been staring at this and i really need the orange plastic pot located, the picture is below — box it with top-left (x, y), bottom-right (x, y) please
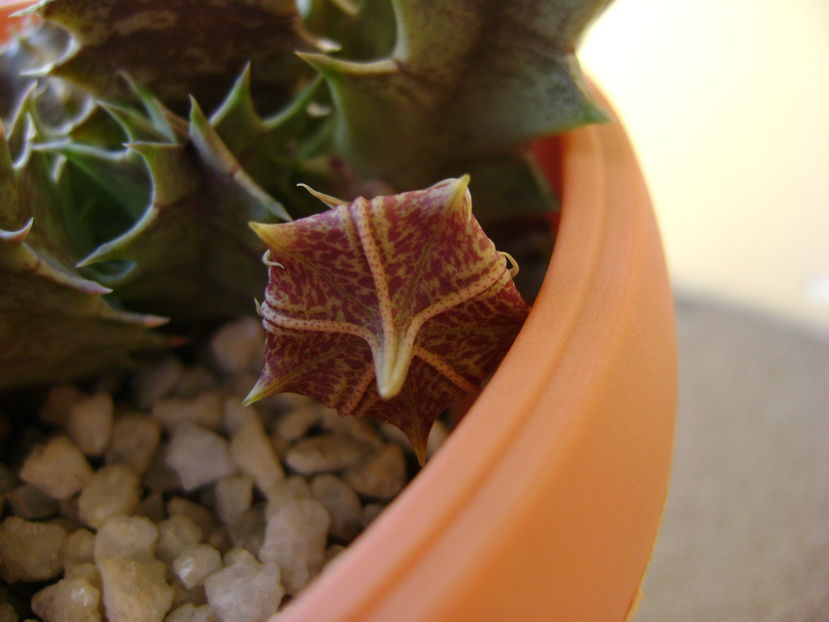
top-left (272, 89), bottom-right (676, 621)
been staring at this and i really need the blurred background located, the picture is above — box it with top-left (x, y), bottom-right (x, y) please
top-left (580, 1), bottom-right (829, 620)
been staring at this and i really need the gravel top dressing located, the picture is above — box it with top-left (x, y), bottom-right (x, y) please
top-left (0, 317), bottom-right (448, 622)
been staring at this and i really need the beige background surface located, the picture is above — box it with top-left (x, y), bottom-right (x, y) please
top-left (581, 0), bottom-right (829, 332)
top-left (580, 2), bottom-right (829, 618)
top-left (635, 297), bottom-right (829, 621)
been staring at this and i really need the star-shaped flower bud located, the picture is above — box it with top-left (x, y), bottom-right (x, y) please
top-left (246, 177), bottom-right (529, 463)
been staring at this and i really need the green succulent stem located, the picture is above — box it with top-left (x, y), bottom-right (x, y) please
top-left (0, 0), bottom-right (611, 390)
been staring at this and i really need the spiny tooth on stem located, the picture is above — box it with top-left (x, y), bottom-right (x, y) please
top-left (406, 420), bottom-right (430, 468)
top-left (127, 141), bottom-right (199, 207)
top-left (188, 97), bottom-right (291, 222)
top-left (119, 72), bottom-right (180, 141)
top-left (208, 63), bottom-right (264, 138)
top-left (298, 183), bottom-right (347, 208)
top-left (7, 237), bottom-right (114, 296)
top-left (0, 217), bottom-right (34, 244)
top-left (296, 51), bottom-right (397, 80)
top-left (99, 101), bottom-right (171, 143)
top-left (248, 221), bottom-right (286, 253)
top-left (443, 174), bottom-right (472, 217)
top-left (243, 369), bottom-right (283, 407)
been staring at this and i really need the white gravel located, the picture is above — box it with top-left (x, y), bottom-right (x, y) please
top-left (153, 392), bottom-right (225, 432)
top-left (32, 576), bottom-right (103, 622)
top-left (343, 443), bottom-right (407, 499)
top-left (20, 436), bottom-right (93, 500)
top-left (0, 516), bottom-right (67, 583)
top-left (67, 393), bottom-right (114, 457)
top-left (0, 318), bottom-right (452, 620)
top-left (165, 423), bottom-right (236, 491)
top-left (77, 465), bottom-right (141, 529)
top-left (173, 544), bottom-right (223, 590)
top-left (98, 557), bottom-right (173, 622)
top-left (204, 550), bottom-right (282, 622)
top-left (284, 433), bottom-right (371, 475)
top-left (106, 414), bottom-right (162, 476)
top-left (259, 499), bottom-right (330, 594)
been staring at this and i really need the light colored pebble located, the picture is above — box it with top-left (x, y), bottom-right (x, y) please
top-left (67, 393), bottom-right (114, 457)
top-left (153, 391), bottom-right (225, 432)
top-left (106, 414), bottom-right (162, 475)
top-left (259, 498), bottom-right (330, 594)
top-left (64, 528), bottom-right (96, 569)
top-left (31, 576), bottom-right (102, 622)
top-left (285, 433), bottom-right (370, 475)
top-left (39, 383), bottom-right (84, 426)
top-left (167, 498), bottom-right (217, 539)
top-left (77, 464), bottom-right (141, 529)
top-left (157, 515), bottom-right (203, 564)
top-left (98, 557), bottom-right (173, 622)
top-left (226, 505), bottom-right (265, 554)
top-left (229, 414), bottom-right (283, 493)
top-left (0, 516), bottom-right (67, 583)
top-left (319, 410), bottom-right (383, 447)
top-left (311, 474), bottom-right (362, 541)
top-left (7, 483), bottom-right (58, 519)
top-left (134, 355), bottom-right (183, 410)
top-left (204, 552), bottom-right (283, 622)
top-left (264, 476), bottom-right (311, 519)
top-left (343, 443), bottom-right (406, 499)
top-left (20, 436), bottom-right (92, 500)
top-left (166, 423), bottom-right (236, 491)
top-left (64, 562), bottom-right (101, 588)
top-left (274, 406), bottom-right (319, 442)
top-left (165, 604), bottom-right (216, 622)
top-left (223, 546), bottom-right (255, 566)
top-left (95, 516), bottom-right (158, 563)
top-left (222, 398), bottom-right (256, 436)
top-left (214, 475), bottom-right (253, 526)
top-left (172, 544), bottom-right (222, 589)
top-left (209, 316), bottom-right (263, 374)
top-left (174, 366), bottom-right (217, 398)
top-left (360, 502), bottom-right (387, 527)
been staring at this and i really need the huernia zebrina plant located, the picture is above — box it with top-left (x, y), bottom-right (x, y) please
top-left (0, 0), bottom-right (610, 459)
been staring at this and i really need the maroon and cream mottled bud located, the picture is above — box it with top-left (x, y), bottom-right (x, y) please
top-left (246, 177), bottom-right (528, 463)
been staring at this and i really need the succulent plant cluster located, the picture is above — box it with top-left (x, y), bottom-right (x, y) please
top-left (1, 0), bottom-right (610, 449)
